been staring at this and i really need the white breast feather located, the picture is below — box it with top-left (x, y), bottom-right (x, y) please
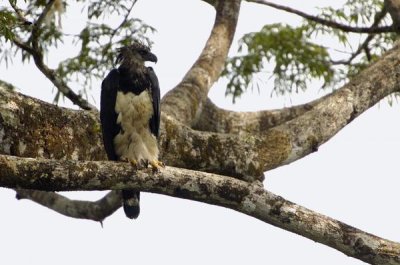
top-left (113, 90), bottom-right (159, 162)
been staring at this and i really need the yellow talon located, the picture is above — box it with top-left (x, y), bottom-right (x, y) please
top-left (129, 159), bottom-right (139, 168)
top-left (150, 160), bottom-right (165, 172)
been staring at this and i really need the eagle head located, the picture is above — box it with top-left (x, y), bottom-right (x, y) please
top-left (116, 41), bottom-right (157, 66)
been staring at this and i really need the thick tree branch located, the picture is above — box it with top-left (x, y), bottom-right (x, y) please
top-left (15, 190), bottom-right (121, 222)
top-left (193, 98), bottom-right (316, 134)
top-left (2, 41), bottom-right (400, 179)
top-left (0, 85), bottom-right (264, 181)
top-left (2, 41), bottom-right (400, 183)
top-left (385, 0), bottom-right (400, 32)
top-left (249, 0), bottom-right (393, 34)
top-left (161, 0), bottom-right (240, 125)
top-left (0, 86), bottom-right (104, 160)
top-left (192, 41), bottom-right (400, 173)
top-left (201, 0), bottom-right (217, 8)
top-left (160, 114), bottom-right (270, 181)
top-left (274, 41), bottom-right (400, 167)
top-left (1, 2), bottom-right (399, 264)
top-left (1, 154), bottom-right (399, 265)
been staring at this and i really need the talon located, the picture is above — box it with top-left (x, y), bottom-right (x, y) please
top-left (129, 159), bottom-right (138, 168)
top-left (150, 160), bottom-right (165, 172)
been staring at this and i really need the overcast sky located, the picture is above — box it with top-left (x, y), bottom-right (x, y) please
top-left (1, 1), bottom-right (400, 265)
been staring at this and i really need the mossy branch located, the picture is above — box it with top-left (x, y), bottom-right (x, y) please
top-left (0, 154), bottom-right (399, 265)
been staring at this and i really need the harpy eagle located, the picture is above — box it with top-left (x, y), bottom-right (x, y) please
top-left (100, 42), bottom-right (163, 219)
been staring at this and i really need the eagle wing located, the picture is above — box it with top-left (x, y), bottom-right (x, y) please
top-left (100, 69), bottom-right (120, 161)
top-left (148, 67), bottom-right (160, 138)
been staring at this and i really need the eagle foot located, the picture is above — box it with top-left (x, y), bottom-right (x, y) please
top-left (128, 159), bottom-right (140, 169)
top-left (149, 160), bottom-right (165, 173)
top-left (129, 159), bottom-right (137, 166)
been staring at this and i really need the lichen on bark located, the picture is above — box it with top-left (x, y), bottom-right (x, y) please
top-left (0, 87), bottom-right (105, 161)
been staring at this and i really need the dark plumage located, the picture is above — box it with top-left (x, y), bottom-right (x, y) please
top-left (100, 41), bottom-right (161, 219)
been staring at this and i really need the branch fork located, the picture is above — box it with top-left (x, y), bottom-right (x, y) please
top-left (2, 1), bottom-right (400, 264)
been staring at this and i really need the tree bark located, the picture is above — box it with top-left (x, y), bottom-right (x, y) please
top-left (385, 0), bottom-right (400, 32)
top-left (2, 1), bottom-right (400, 264)
top-left (161, 0), bottom-right (241, 125)
top-left (193, 98), bottom-right (316, 134)
top-left (16, 189), bottom-right (120, 222)
top-left (0, 87), bottom-right (104, 161)
top-left (1, 43), bottom-right (400, 180)
top-left (1, 154), bottom-right (399, 265)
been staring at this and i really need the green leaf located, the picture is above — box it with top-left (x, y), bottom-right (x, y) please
top-left (223, 24), bottom-right (334, 101)
top-left (0, 9), bottom-right (17, 42)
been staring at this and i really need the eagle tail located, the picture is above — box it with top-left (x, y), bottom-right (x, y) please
top-left (122, 190), bottom-right (140, 219)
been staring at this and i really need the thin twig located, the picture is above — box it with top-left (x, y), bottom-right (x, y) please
top-left (28, 0), bottom-right (57, 47)
top-left (8, 0), bottom-right (32, 25)
top-left (14, 37), bottom-right (96, 110)
top-left (109, 0), bottom-right (138, 41)
top-left (250, 0), bottom-right (393, 33)
top-left (11, 36), bottom-right (37, 55)
top-left (331, 9), bottom-right (388, 65)
top-left (12, 0), bottom-right (96, 110)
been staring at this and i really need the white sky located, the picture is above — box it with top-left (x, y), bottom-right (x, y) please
top-left (1, 1), bottom-right (400, 265)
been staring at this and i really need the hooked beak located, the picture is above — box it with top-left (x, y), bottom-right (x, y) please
top-left (145, 52), bottom-right (158, 63)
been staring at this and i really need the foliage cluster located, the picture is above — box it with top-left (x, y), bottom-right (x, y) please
top-left (222, 0), bottom-right (396, 101)
top-left (0, 0), bottom-right (397, 102)
top-left (0, 0), bottom-right (154, 102)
